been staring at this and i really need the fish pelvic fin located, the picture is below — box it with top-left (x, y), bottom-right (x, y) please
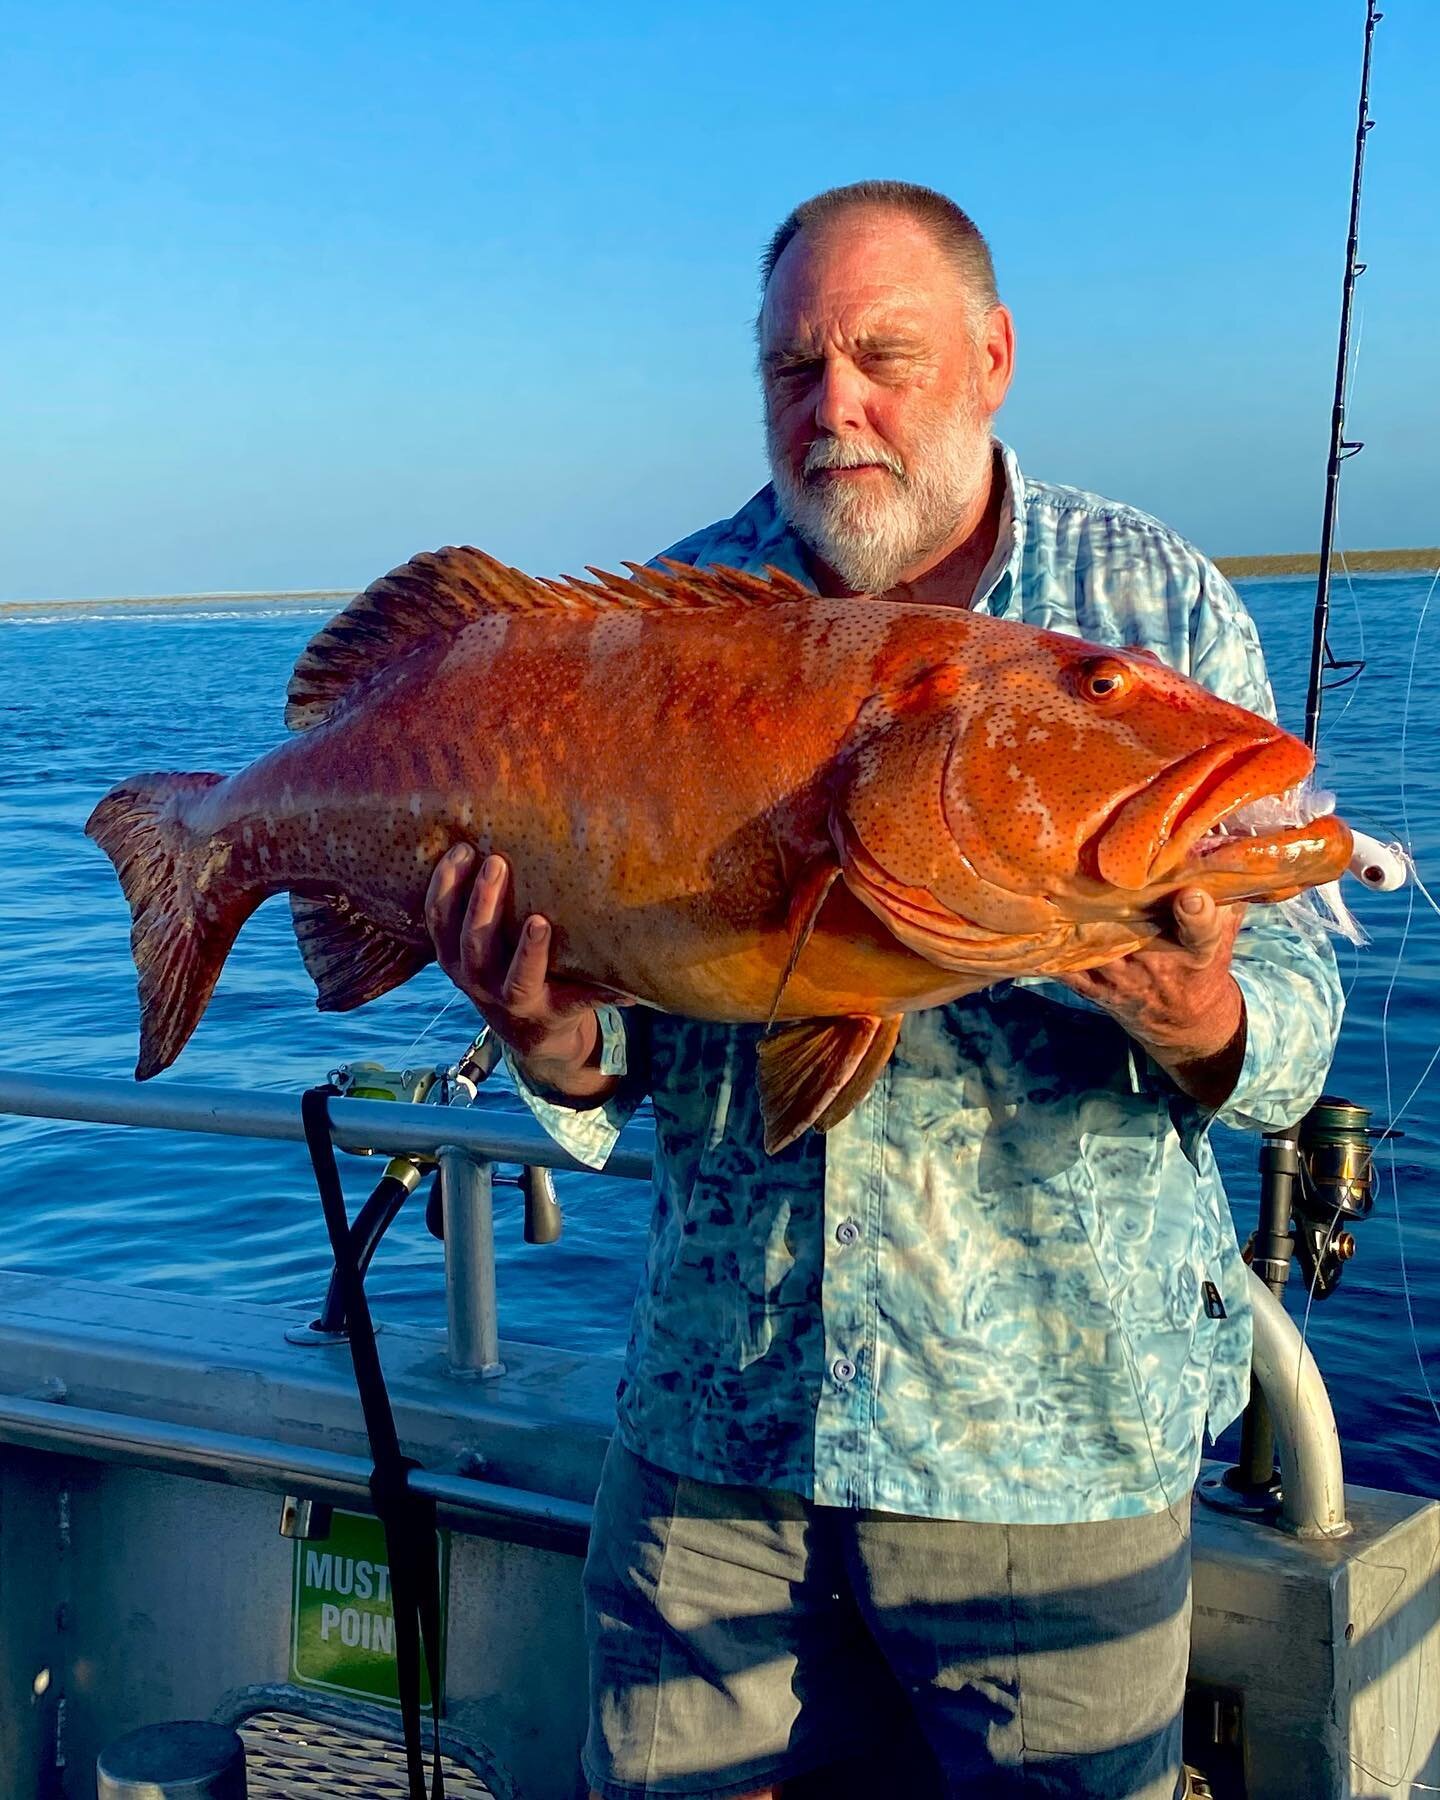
top-left (756, 1014), bottom-right (902, 1155)
top-left (85, 773), bottom-right (258, 1080)
top-left (764, 862), bottom-right (843, 1031)
top-left (285, 548), bottom-right (811, 731)
top-left (291, 893), bottom-right (433, 1011)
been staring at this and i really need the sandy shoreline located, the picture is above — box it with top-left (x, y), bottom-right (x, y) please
top-left (0, 589), bottom-right (353, 617)
top-left (1214, 548), bottom-right (1439, 577)
top-left (3, 549), bottom-right (1437, 614)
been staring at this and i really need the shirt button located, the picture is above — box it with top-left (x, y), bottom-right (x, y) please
top-left (835, 1219), bottom-right (861, 1247)
top-left (831, 1356), bottom-right (857, 1386)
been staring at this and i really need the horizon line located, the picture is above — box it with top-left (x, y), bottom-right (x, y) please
top-left (3, 548), bottom-right (1438, 613)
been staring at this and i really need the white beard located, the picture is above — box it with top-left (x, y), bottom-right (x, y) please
top-left (768, 397), bottom-right (994, 595)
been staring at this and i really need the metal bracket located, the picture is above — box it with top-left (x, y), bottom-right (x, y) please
top-left (440, 1148), bottom-right (505, 1379)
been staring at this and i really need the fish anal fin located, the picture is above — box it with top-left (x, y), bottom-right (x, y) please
top-left (814, 1015), bottom-right (903, 1134)
top-left (285, 549), bottom-right (808, 731)
top-left (765, 862), bottom-right (842, 1029)
top-left (291, 893), bottom-right (432, 1011)
top-left (756, 1014), bottom-right (902, 1155)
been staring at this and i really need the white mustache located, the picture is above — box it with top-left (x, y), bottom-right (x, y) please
top-left (802, 437), bottom-right (907, 480)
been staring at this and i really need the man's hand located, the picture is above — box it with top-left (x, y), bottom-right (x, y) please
top-left (1058, 889), bottom-right (1248, 1108)
top-left (424, 845), bottom-right (619, 1104)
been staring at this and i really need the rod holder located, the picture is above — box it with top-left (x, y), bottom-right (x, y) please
top-left (439, 1146), bottom-right (505, 1378)
top-left (520, 1164), bottom-right (563, 1244)
top-left (97, 1721), bottom-right (246, 1798)
top-left (1199, 1270), bottom-right (1350, 1539)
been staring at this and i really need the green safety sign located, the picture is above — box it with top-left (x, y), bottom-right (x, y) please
top-left (290, 1508), bottom-right (449, 1707)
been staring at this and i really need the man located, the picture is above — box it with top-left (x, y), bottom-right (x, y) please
top-left (425, 182), bottom-right (1342, 1799)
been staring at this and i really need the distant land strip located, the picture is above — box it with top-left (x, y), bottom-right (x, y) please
top-left (4, 551), bottom-right (1438, 613)
top-left (0, 588), bottom-right (353, 617)
top-left (1215, 548), bottom-right (1440, 577)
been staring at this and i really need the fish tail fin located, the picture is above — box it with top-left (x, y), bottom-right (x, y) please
top-left (85, 773), bottom-right (258, 1079)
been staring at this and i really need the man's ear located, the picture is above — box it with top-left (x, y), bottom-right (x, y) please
top-left (978, 303), bottom-right (1016, 416)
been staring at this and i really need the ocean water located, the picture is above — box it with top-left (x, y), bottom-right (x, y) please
top-left (1, 574), bottom-right (1437, 1496)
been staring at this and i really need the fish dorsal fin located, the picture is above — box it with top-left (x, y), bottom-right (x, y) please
top-left (285, 548), bottom-right (812, 730)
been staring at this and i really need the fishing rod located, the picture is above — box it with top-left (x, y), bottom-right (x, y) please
top-left (1206, 0), bottom-right (1396, 1520)
top-left (1303, 0), bottom-right (1383, 753)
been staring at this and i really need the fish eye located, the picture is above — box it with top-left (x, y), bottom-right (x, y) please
top-left (1071, 656), bottom-right (1134, 706)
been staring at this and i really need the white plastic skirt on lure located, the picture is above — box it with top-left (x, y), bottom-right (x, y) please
top-left (1232, 783), bottom-right (1412, 947)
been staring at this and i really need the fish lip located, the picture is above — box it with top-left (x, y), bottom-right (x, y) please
top-left (1139, 738), bottom-right (1354, 899)
top-left (1090, 731), bottom-right (1345, 895)
top-left (1108, 734), bottom-right (1332, 896)
top-left (1089, 736), bottom-right (1274, 890)
top-left (1148, 738), bottom-right (1294, 877)
top-left (1175, 814), bottom-right (1355, 892)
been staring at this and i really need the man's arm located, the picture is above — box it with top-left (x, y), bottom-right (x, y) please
top-left (1062, 560), bottom-right (1344, 1123)
top-left (425, 845), bottom-right (648, 1168)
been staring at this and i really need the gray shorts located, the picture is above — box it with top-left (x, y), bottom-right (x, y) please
top-left (582, 1441), bottom-right (1191, 1800)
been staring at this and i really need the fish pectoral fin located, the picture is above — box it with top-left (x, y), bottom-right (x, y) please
top-left (756, 1014), bottom-right (902, 1155)
top-left (765, 861), bottom-right (843, 1029)
top-left (291, 893), bottom-right (433, 1011)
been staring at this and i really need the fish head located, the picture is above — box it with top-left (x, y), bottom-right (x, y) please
top-left (835, 620), bottom-right (1354, 972)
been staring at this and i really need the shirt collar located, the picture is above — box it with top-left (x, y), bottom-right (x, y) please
top-left (969, 439), bottom-right (1026, 617)
top-left (736, 437), bottom-right (1028, 610)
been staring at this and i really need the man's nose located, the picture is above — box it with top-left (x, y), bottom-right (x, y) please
top-left (812, 357), bottom-right (868, 437)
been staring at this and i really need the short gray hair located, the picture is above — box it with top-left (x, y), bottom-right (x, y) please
top-left (760, 180), bottom-right (999, 324)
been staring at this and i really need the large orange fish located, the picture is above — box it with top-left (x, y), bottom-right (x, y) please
top-left (88, 550), bottom-right (1352, 1150)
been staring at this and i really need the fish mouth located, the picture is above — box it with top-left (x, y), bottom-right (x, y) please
top-left (1095, 734), bottom-right (1353, 900)
top-left (1176, 809), bottom-right (1354, 901)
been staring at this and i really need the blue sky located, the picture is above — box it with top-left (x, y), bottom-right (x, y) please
top-left (2, 0), bottom-right (1435, 600)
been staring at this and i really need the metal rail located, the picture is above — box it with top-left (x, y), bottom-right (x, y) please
top-left (0, 1069), bottom-right (652, 1384)
top-left (0, 1071), bottom-right (1349, 1537)
top-left (0, 1392), bottom-right (593, 1552)
top-left (1247, 1271), bottom-right (1348, 1538)
top-left (0, 1071), bottom-right (653, 1179)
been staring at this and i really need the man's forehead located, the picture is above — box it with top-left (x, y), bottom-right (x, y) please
top-left (759, 210), bottom-right (965, 346)
top-left (761, 297), bottom-right (931, 358)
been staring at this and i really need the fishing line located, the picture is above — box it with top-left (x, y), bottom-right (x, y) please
top-left (1293, 1174), bottom-right (1349, 1418)
top-left (1327, 504), bottom-right (1440, 1800)
top-left (1403, 862), bottom-right (1440, 927)
top-left (1342, 1526), bottom-right (1440, 1792)
top-left (1378, 561), bottom-right (1440, 1433)
top-left (1340, 1468), bottom-right (1440, 1795)
top-left (1380, 890), bottom-right (1440, 1434)
top-left (1294, 567), bottom-right (1440, 1446)
top-left (1069, 1187), bottom-right (1191, 1546)
top-left (395, 989), bottom-right (464, 1067)
top-left (1228, 563), bottom-right (1440, 1793)
top-left (1327, 538), bottom-right (1367, 737)
top-left (1282, 574), bottom-right (1440, 1797)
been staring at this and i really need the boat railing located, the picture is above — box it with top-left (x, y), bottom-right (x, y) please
top-left (0, 1069), bottom-right (1347, 1539)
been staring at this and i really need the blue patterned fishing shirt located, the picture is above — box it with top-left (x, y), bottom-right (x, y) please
top-left (510, 442), bottom-right (1344, 1524)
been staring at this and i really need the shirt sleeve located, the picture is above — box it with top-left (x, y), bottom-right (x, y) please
top-left (503, 1004), bottom-right (651, 1171)
top-left (1186, 559), bottom-right (1345, 1132)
